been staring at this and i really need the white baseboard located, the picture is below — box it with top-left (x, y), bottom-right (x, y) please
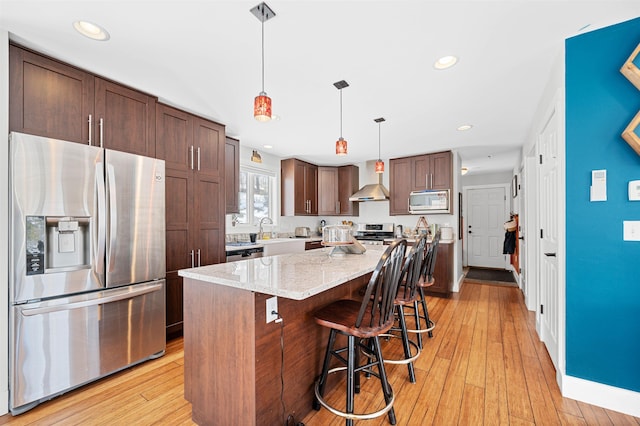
top-left (452, 274), bottom-right (465, 293)
top-left (561, 373), bottom-right (640, 417)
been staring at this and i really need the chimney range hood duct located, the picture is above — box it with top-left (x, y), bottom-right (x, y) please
top-left (349, 173), bottom-right (390, 202)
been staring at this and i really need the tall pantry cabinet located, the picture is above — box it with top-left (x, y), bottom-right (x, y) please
top-left (156, 103), bottom-right (226, 337)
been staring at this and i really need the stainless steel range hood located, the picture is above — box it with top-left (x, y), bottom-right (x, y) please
top-left (349, 173), bottom-right (390, 202)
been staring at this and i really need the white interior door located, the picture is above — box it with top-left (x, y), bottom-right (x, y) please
top-left (538, 108), bottom-right (560, 371)
top-left (524, 153), bottom-right (539, 312)
top-left (467, 187), bottom-right (507, 268)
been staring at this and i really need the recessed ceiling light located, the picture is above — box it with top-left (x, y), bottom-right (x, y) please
top-left (457, 124), bottom-right (473, 131)
top-left (73, 21), bottom-right (110, 41)
top-left (263, 144), bottom-right (273, 149)
top-left (434, 55), bottom-right (458, 70)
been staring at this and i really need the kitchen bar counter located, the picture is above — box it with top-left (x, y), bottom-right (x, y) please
top-left (178, 246), bottom-right (385, 425)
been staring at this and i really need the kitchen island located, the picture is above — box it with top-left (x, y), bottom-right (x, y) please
top-left (178, 246), bottom-right (386, 425)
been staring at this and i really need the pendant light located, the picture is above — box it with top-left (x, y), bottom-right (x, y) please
top-left (334, 80), bottom-right (349, 155)
top-left (251, 3), bottom-right (276, 121)
top-left (374, 117), bottom-right (385, 173)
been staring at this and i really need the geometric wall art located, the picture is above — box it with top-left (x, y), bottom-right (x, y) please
top-left (620, 42), bottom-right (640, 155)
top-left (620, 42), bottom-right (640, 90)
top-left (621, 110), bottom-right (640, 156)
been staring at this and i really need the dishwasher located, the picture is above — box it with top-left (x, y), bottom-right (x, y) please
top-left (226, 247), bottom-right (264, 262)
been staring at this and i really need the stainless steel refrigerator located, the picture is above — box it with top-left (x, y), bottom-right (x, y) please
top-left (9, 132), bottom-right (166, 414)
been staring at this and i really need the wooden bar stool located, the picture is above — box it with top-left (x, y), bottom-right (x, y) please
top-left (380, 234), bottom-right (428, 383)
top-left (409, 232), bottom-right (440, 349)
top-left (313, 239), bottom-right (407, 426)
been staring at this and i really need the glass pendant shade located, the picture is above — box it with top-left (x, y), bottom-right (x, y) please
top-left (336, 137), bottom-right (348, 155)
top-left (254, 92), bottom-right (272, 121)
top-left (375, 160), bottom-right (385, 173)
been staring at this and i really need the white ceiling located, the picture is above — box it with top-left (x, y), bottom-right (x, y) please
top-left (2, 1), bottom-right (639, 175)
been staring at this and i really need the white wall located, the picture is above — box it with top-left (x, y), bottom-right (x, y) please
top-left (1, 29), bottom-right (10, 415)
top-left (461, 170), bottom-right (513, 187)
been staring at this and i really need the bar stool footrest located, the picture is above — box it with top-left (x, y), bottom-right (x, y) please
top-left (407, 318), bottom-right (436, 334)
top-left (376, 334), bottom-right (421, 364)
top-left (314, 367), bottom-right (395, 421)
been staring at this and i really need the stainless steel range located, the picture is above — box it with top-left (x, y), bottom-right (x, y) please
top-left (353, 223), bottom-right (394, 245)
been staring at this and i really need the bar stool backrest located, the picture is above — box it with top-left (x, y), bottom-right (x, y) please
top-left (419, 231), bottom-right (441, 283)
top-left (397, 234), bottom-right (428, 300)
top-left (357, 239), bottom-right (407, 329)
top-left (426, 231), bottom-right (441, 281)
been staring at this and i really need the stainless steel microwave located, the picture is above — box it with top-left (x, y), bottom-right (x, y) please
top-left (408, 189), bottom-right (450, 214)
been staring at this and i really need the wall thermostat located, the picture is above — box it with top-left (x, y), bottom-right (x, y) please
top-left (629, 180), bottom-right (640, 201)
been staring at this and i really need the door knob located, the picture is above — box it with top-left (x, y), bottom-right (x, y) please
top-left (544, 252), bottom-right (556, 257)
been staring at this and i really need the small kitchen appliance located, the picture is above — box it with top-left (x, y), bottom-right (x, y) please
top-left (295, 226), bottom-right (311, 237)
top-left (409, 189), bottom-right (450, 214)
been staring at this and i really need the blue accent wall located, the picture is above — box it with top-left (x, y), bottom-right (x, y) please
top-left (566, 17), bottom-right (640, 392)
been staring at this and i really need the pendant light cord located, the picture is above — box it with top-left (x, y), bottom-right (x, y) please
top-left (339, 89), bottom-right (343, 138)
top-left (378, 122), bottom-right (381, 160)
top-left (261, 18), bottom-right (265, 93)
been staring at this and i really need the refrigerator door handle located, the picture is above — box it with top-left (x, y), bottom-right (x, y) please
top-left (95, 162), bottom-right (106, 284)
top-left (20, 282), bottom-right (163, 316)
top-left (106, 164), bottom-right (118, 274)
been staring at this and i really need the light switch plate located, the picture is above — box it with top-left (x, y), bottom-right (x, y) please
top-left (623, 221), bottom-right (640, 241)
top-left (629, 180), bottom-right (640, 200)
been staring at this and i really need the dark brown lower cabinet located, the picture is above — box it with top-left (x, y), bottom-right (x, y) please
top-left (426, 242), bottom-right (453, 296)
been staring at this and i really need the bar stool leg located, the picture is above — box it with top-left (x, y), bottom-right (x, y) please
top-left (346, 335), bottom-right (356, 426)
top-left (419, 287), bottom-right (434, 339)
top-left (396, 304), bottom-right (416, 383)
top-left (313, 329), bottom-right (337, 411)
top-left (412, 297), bottom-right (424, 349)
top-left (371, 336), bottom-right (397, 425)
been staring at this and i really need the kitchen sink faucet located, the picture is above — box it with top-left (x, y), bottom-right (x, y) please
top-left (258, 217), bottom-right (273, 240)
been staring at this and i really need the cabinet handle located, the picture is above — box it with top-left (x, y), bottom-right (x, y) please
top-left (88, 114), bottom-right (92, 146)
top-left (99, 118), bottom-right (104, 148)
top-left (197, 249), bottom-right (201, 267)
top-left (190, 146), bottom-right (194, 170)
top-left (197, 147), bottom-right (201, 171)
top-left (190, 249), bottom-right (195, 268)
top-left (336, 201), bottom-right (340, 214)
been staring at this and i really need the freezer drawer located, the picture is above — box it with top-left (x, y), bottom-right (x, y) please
top-left (10, 280), bottom-right (166, 414)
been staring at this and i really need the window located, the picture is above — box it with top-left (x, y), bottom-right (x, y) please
top-left (237, 167), bottom-right (275, 225)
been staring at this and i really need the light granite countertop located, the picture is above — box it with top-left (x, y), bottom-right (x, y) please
top-left (179, 245), bottom-right (387, 300)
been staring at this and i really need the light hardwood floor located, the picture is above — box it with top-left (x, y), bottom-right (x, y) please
top-left (1, 281), bottom-right (637, 425)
